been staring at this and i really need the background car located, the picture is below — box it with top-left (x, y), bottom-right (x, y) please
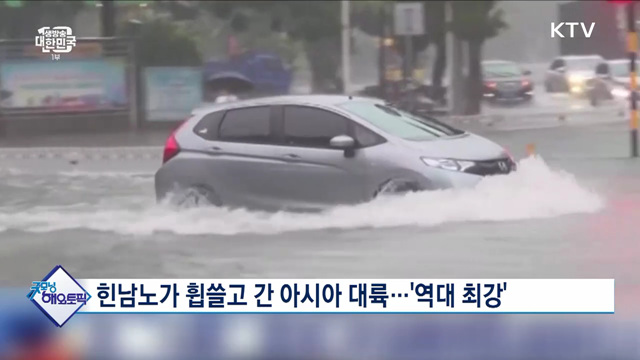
top-left (481, 60), bottom-right (534, 102)
top-left (586, 59), bottom-right (633, 106)
top-left (155, 95), bottom-right (515, 212)
top-left (607, 59), bottom-right (632, 88)
top-left (544, 54), bottom-right (604, 95)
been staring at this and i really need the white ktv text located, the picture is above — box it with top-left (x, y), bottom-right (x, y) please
top-left (551, 22), bottom-right (595, 38)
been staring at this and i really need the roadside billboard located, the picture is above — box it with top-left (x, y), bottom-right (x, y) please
top-left (143, 67), bottom-right (203, 122)
top-left (0, 58), bottom-right (128, 112)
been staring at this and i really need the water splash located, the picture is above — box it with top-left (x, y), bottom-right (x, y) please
top-left (0, 157), bottom-right (605, 236)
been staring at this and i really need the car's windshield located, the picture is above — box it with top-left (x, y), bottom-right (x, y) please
top-left (338, 101), bottom-right (464, 140)
top-left (567, 57), bottom-right (601, 71)
top-left (483, 62), bottom-right (521, 78)
top-left (609, 62), bottom-right (629, 77)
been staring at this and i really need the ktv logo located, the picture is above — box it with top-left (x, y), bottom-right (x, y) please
top-left (27, 265), bottom-right (91, 327)
top-left (551, 22), bottom-right (596, 38)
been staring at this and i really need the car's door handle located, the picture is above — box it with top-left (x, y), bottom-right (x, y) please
top-left (282, 153), bottom-right (301, 161)
top-left (207, 146), bottom-right (223, 155)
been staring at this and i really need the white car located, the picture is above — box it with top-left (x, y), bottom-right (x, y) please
top-left (544, 55), bottom-right (605, 95)
top-left (585, 59), bottom-right (633, 106)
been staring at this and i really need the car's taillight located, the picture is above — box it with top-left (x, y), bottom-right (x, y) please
top-left (162, 119), bottom-right (189, 164)
top-left (163, 134), bottom-right (180, 164)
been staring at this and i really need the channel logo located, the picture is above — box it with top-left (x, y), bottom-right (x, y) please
top-left (27, 265), bottom-right (91, 327)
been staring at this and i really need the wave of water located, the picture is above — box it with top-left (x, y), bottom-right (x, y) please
top-left (0, 157), bottom-right (605, 236)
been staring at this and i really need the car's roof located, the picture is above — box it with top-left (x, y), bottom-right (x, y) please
top-left (608, 59), bottom-right (627, 64)
top-left (192, 94), bottom-right (383, 115)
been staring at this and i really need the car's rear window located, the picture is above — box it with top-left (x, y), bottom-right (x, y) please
top-left (483, 62), bottom-right (521, 77)
top-left (337, 101), bottom-right (464, 140)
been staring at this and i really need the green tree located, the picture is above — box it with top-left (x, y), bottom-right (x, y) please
top-left (424, 1), bottom-right (447, 90)
top-left (127, 19), bottom-right (202, 67)
top-left (0, 1), bottom-right (84, 39)
top-left (351, 1), bottom-right (447, 96)
top-left (450, 0), bottom-right (506, 115)
top-left (204, 1), bottom-right (343, 92)
top-left (283, 1), bottom-right (342, 92)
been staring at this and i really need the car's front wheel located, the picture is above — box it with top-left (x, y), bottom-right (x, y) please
top-left (373, 179), bottom-right (421, 199)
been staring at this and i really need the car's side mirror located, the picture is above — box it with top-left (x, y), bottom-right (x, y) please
top-left (330, 134), bottom-right (356, 157)
top-left (522, 69), bottom-right (532, 76)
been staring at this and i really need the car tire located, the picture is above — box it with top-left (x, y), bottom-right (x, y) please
top-left (373, 179), bottom-right (421, 199)
top-left (175, 185), bottom-right (222, 208)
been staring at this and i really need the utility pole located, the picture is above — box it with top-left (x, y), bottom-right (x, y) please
top-left (447, 1), bottom-right (464, 116)
top-left (341, 0), bottom-right (352, 94)
top-left (445, 1), bottom-right (455, 115)
top-left (627, 1), bottom-right (638, 157)
top-left (393, 2), bottom-right (424, 112)
top-left (378, 4), bottom-right (387, 99)
top-left (101, 0), bottom-right (116, 37)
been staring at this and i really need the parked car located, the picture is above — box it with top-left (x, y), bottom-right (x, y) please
top-left (155, 95), bottom-right (517, 211)
top-left (544, 55), bottom-right (605, 95)
top-left (482, 60), bottom-right (534, 102)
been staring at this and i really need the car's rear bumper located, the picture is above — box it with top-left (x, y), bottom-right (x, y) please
top-left (483, 86), bottom-right (533, 100)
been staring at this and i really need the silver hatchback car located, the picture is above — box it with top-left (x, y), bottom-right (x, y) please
top-left (155, 95), bottom-right (516, 211)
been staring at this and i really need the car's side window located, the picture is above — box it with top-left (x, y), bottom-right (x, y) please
top-left (282, 106), bottom-right (349, 148)
top-left (595, 62), bottom-right (610, 76)
top-left (353, 122), bottom-right (386, 148)
top-left (193, 110), bottom-right (225, 140)
top-left (218, 106), bottom-right (273, 144)
top-left (557, 59), bottom-right (566, 70)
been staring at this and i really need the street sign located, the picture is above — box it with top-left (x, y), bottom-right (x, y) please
top-left (393, 2), bottom-right (425, 36)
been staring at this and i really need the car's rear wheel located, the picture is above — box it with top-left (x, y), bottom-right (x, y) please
top-left (175, 185), bottom-right (222, 208)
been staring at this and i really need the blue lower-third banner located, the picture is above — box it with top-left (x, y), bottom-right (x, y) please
top-left (26, 266), bottom-right (615, 327)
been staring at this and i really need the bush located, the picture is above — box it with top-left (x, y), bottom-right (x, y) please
top-left (130, 20), bottom-right (202, 67)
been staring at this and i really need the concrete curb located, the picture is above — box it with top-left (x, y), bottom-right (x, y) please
top-left (442, 106), bottom-right (626, 127)
top-left (0, 146), bottom-right (163, 161)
